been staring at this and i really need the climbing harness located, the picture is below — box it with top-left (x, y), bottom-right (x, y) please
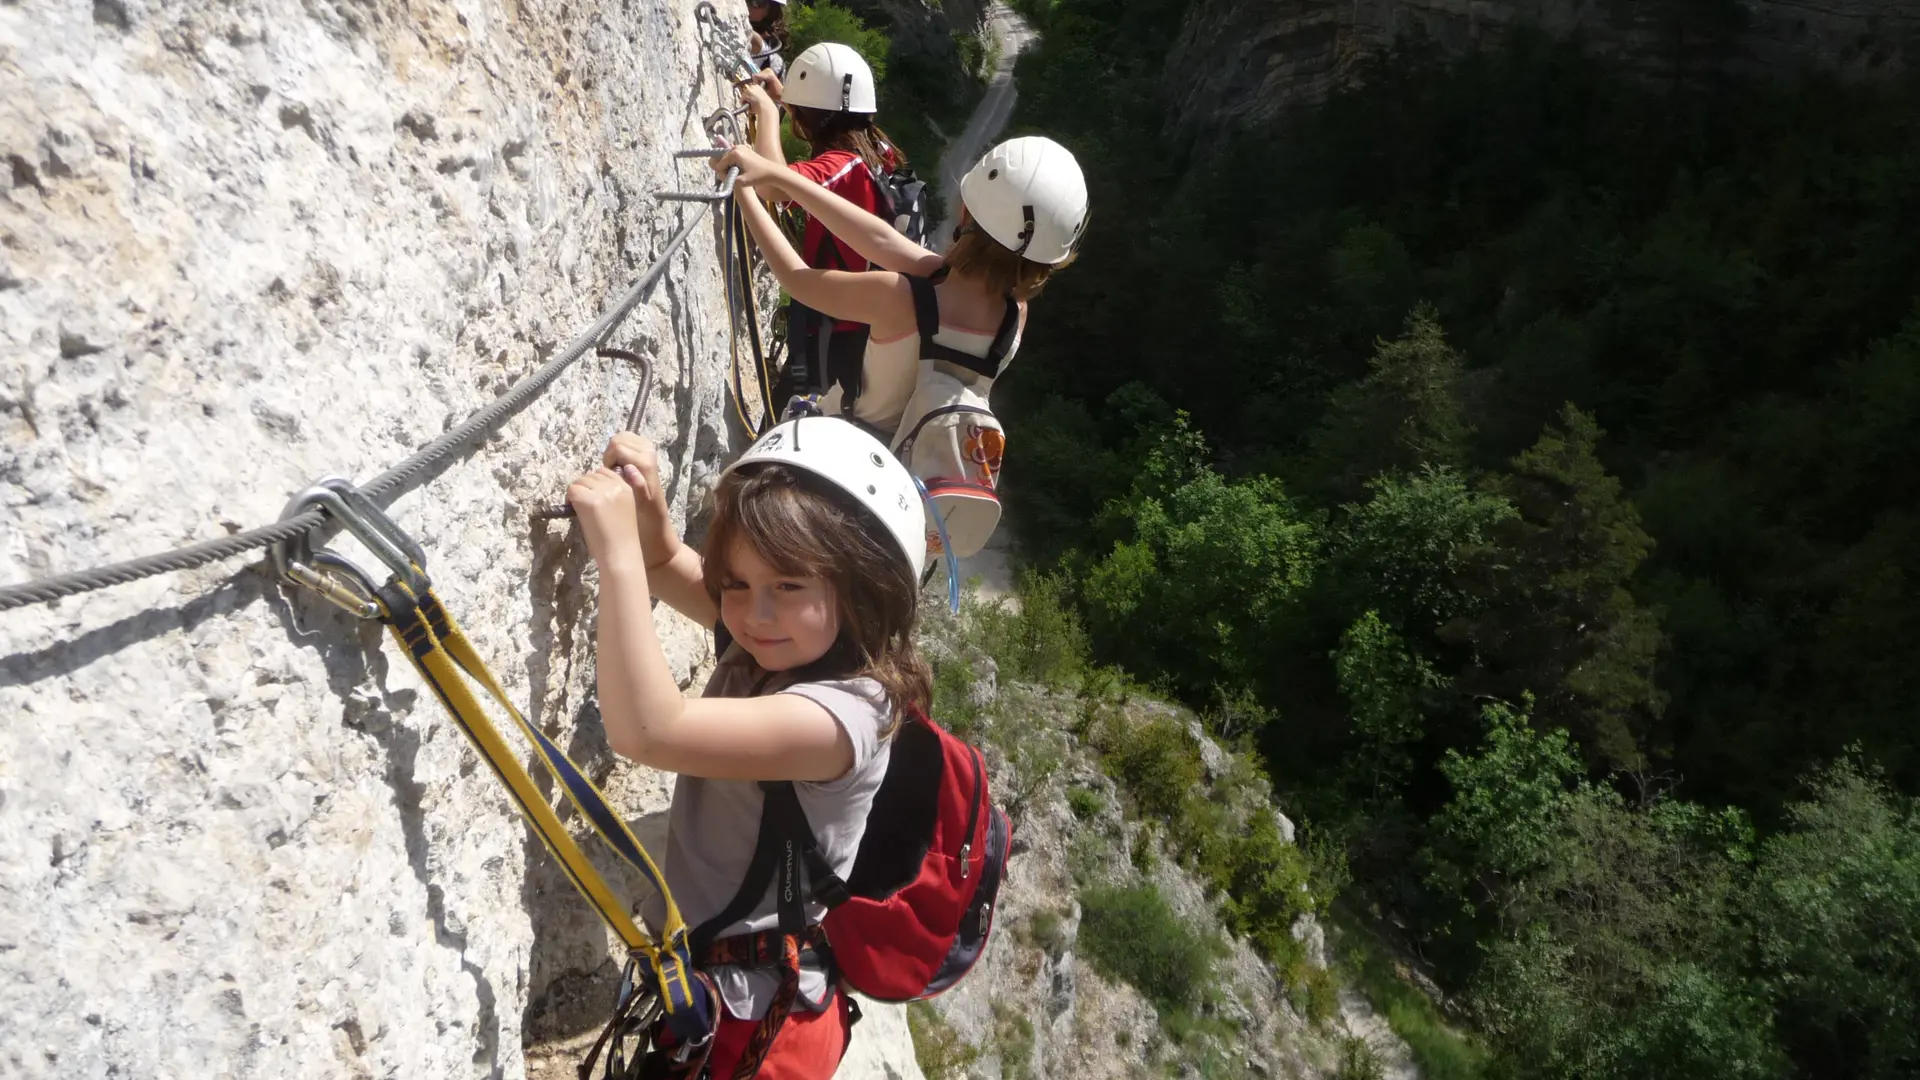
top-left (272, 478), bottom-right (718, 1066)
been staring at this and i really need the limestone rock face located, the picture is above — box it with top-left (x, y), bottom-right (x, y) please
top-left (848, 0), bottom-right (989, 58)
top-left (1164, 0), bottom-right (1920, 142)
top-left (0, 1), bottom-right (883, 1077)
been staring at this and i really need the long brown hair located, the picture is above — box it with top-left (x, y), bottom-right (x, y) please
top-left (788, 106), bottom-right (903, 180)
top-left (702, 462), bottom-right (932, 735)
top-left (944, 218), bottom-right (1077, 301)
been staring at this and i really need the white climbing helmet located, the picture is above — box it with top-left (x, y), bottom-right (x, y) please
top-left (959, 136), bottom-right (1089, 266)
top-left (783, 42), bottom-right (878, 114)
top-left (724, 416), bottom-right (926, 579)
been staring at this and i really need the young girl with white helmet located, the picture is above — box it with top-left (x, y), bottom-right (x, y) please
top-left (565, 416), bottom-right (930, 1079)
top-left (714, 134), bottom-right (1089, 441)
top-left (738, 41), bottom-right (910, 409)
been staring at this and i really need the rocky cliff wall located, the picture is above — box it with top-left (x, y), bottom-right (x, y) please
top-left (848, 0), bottom-right (989, 58)
top-left (909, 607), bottom-right (1417, 1080)
top-left (1165, 0), bottom-right (1920, 141)
top-left (0, 1), bottom-right (901, 1077)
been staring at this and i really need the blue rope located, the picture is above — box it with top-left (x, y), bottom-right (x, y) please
top-left (913, 475), bottom-right (962, 613)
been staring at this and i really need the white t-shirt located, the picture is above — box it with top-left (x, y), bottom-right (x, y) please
top-left (641, 647), bottom-right (893, 1020)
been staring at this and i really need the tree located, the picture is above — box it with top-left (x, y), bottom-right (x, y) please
top-left (1311, 304), bottom-right (1474, 499)
top-left (1432, 702), bottom-right (1778, 1080)
top-left (1751, 757), bottom-right (1920, 1079)
top-left (786, 3), bottom-right (891, 81)
top-left (1081, 412), bottom-right (1319, 697)
top-left (1328, 465), bottom-right (1517, 636)
top-left (1454, 404), bottom-right (1663, 771)
top-left (1334, 611), bottom-right (1444, 802)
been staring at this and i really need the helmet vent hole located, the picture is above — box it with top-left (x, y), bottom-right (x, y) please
top-left (988, 168), bottom-right (998, 180)
top-left (869, 452), bottom-right (884, 467)
top-left (867, 484), bottom-right (878, 495)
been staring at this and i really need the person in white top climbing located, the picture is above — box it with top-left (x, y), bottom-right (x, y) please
top-left (565, 416), bottom-right (931, 1079)
top-left (736, 42), bottom-right (914, 412)
top-left (712, 134), bottom-right (1089, 441)
top-left (745, 0), bottom-right (788, 79)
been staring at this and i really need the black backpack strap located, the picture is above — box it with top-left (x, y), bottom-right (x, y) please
top-left (906, 276), bottom-right (1020, 382)
top-left (809, 228), bottom-right (852, 272)
top-left (762, 781), bottom-right (852, 911)
top-left (688, 782), bottom-right (850, 954)
top-left (690, 797), bottom-right (785, 957)
top-left (798, 232), bottom-right (861, 404)
top-left (983, 298), bottom-right (1021, 373)
top-left (907, 274), bottom-right (942, 350)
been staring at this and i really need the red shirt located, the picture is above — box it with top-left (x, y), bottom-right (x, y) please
top-left (787, 150), bottom-right (893, 333)
top-left (787, 149), bottom-right (885, 275)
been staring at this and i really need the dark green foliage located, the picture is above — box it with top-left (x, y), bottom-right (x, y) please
top-left (1203, 809), bottom-right (1313, 962)
top-left (1093, 710), bottom-right (1203, 822)
top-left (1327, 471), bottom-right (1514, 639)
top-left (1067, 785), bottom-right (1106, 820)
top-left (1310, 305), bottom-right (1474, 500)
top-left (997, 1), bottom-right (1920, 1074)
top-left (1081, 411), bottom-right (1319, 699)
top-left (1460, 405), bottom-right (1664, 771)
top-left (1078, 883), bottom-right (1219, 1013)
top-left (1750, 758), bottom-right (1920, 1078)
top-left (1432, 703), bottom-right (1784, 1079)
top-left (1334, 611), bottom-right (1443, 801)
top-left (970, 568), bottom-right (1091, 686)
top-left (785, 3), bottom-right (890, 81)
top-left (931, 655), bottom-right (981, 738)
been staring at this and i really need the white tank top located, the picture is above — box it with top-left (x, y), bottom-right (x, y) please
top-left (822, 317), bottom-right (1019, 438)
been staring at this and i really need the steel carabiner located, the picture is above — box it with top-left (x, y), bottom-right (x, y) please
top-left (272, 477), bottom-right (430, 617)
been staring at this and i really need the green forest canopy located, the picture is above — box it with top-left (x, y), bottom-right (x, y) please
top-left (990, 1), bottom-right (1920, 1077)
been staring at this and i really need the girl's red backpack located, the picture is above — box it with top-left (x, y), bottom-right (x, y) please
top-left (692, 709), bottom-right (1011, 1001)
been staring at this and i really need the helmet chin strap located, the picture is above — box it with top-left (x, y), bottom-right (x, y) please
top-left (912, 475), bottom-right (962, 614)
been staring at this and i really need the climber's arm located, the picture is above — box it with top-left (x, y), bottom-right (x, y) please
top-left (720, 145), bottom-right (944, 276)
top-left (732, 184), bottom-right (916, 338)
top-left (569, 469), bottom-right (852, 782)
top-left (739, 76), bottom-right (798, 204)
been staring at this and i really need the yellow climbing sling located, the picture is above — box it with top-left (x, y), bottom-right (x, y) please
top-left (272, 478), bottom-right (714, 1057)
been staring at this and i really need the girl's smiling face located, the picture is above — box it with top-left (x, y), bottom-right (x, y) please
top-left (718, 536), bottom-right (841, 671)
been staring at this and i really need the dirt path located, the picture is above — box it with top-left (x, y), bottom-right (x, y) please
top-left (939, 3), bottom-right (1032, 606)
top-left (934, 3), bottom-right (1035, 245)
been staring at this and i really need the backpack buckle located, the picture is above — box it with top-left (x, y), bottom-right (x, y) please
top-left (812, 875), bottom-right (852, 909)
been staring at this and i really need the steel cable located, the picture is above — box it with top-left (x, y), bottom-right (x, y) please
top-left (0, 205), bottom-right (707, 614)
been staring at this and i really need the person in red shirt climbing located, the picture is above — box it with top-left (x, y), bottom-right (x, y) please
top-left (737, 41), bottom-right (910, 412)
